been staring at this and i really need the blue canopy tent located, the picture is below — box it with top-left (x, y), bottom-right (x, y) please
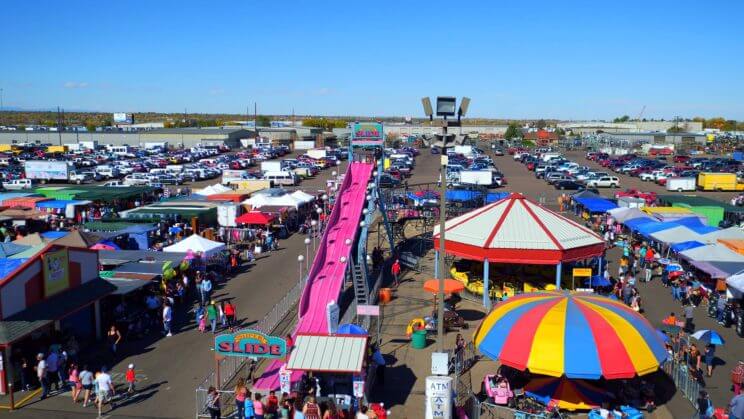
top-left (485, 192), bottom-right (510, 204)
top-left (574, 197), bottom-right (618, 213)
top-left (445, 190), bottom-right (483, 202)
top-left (41, 231), bottom-right (70, 240)
top-left (624, 217), bottom-right (659, 232)
top-left (636, 221), bottom-right (684, 237)
top-left (671, 240), bottom-right (706, 253)
top-left (119, 224), bottom-right (158, 250)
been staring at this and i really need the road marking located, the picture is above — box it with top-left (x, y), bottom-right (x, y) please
top-left (0, 388), bottom-right (42, 409)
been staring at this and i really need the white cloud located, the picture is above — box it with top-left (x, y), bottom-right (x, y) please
top-left (64, 81), bottom-right (89, 89)
top-left (208, 88), bottom-right (225, 96)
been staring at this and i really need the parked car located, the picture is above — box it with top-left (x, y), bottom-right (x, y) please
top-left (553, 180), bottom-right (583, 190)
top-left (587, 176), bottom-right (620, 188)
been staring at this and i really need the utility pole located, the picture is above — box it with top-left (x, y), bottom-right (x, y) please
top-left (57, 106), bottom-right (63, 145)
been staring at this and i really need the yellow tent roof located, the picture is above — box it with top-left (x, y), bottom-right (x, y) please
top-left (642, 207), bottom-right (694, 214)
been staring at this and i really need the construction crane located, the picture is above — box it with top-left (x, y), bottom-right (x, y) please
top-left (636, 105), bottom-right (646, 122)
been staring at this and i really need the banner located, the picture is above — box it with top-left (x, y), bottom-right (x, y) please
top-left (351, 122), bottom-right (384, 145)
top-left (214, 329), bottom-right (287, 358)
top-left (44, 248), bottom-right (70, 297)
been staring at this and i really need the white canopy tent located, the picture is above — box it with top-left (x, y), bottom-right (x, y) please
top-left (699, 227), bottom-right (744, 245)
top-left (650, 226), bottom-right (703, 245)
top-left (679, 243), bottom-right (744, 263)
top-left (242, 194), bottom-right (303, 209)
top-left (290, 190), bottom-right (316, 204)
top-left (726, 271), bottom-right (744, 297)
top-left (196, 184), bottom-right (232, 196)
top-left (608, 207), bottom-right (654, 224)
top-left (163, 234), bottom-right (226, 257)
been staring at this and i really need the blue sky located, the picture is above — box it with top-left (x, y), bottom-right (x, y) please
top-left (2, 1), bottom-right (743, 119)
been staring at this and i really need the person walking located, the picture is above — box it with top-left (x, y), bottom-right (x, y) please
top-left (684, 302), bottom-right (695, 333)
top-left (265, 390), bottom-right (279, 419)
top-left (79, 365), bottom-right (94, 407)
top-left (704, 344), bottom-right (715, 377)
top-left (163, 301), bottom-right (173, 337)
top-left (234, 378), bottom-right (247, 418)
top-left (391, 259), bottom-right (401, 288)
top-left (68, 362), bottom-right (81, 403)
top-left (732, 360), bottom-right (744, 396)
top-left (35, 353), bottom-right (48, 400)
top-left (303, 396), bottom-right (320, 419)
top-left (244, 390), bottom-right (255, 418)
top-left (696, 390), bottom-right (714, 419)
top-left (254, 393), bottom-right (265, 419)
top-left (207, 301), bottom-right (218, 333)
top-left (205, 386), bottom-right (221, 419)
top-left (200, 276), bottom-right (213, 307)
top-left (96, 367), bottom-right (115, 417)
top-left (126, 364), bottom-right (136, 393)
top-left (224, 300), bottom-right (236, 329)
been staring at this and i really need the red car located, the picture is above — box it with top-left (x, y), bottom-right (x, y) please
top-left (673, 155), bottom-right (690, 163)
top-left (614, 189), bottom-right (657, 204)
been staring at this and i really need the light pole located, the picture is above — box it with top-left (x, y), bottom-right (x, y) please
top-left (304, 237), bottom-right (311, 268)
top-left (310, 220), bottom-right (318, 251)
top-left (421, 96), bottom-right (470, 353)
top-left (297, 255), bottom-right (305, 281)
top-left (316, 207), bottom-right (323, 232)
top-left (322, 193), bottom-right (328, 216)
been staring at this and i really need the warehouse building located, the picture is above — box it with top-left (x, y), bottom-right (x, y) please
top-left (0, 127), bottom-right (254, 148)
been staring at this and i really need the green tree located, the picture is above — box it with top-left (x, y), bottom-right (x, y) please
top-left (256, 115), bottom-right (271, 127)
top-left (536, 119), bottom-right (547, 129)
top-left (504, 123), bottom-right (521, 140)
top-left (85, 122), bottom-right (97, 132)
top-left (667, 126), bottom-right (684, 133)
top-left (613, 115), bottom-right (630, 123)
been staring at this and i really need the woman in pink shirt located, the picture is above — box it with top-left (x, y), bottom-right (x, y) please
top-left (253, 393), bottom-right (264, 419)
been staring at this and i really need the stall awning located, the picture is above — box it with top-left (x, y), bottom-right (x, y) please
top-left (104, 277), bottom-right (156, 295)
top-left (287, 334), bottom-right (368, 374)
top-left (0, 279), bottom-right (115, 345)
top-left (574, 197), bottom-right (618, 213)
top-left (235, 211), bottom-right (276, 225)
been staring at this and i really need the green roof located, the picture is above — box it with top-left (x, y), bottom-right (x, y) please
top-left (73, 186), bottom-right (155, 202)
top-left (83, 221), bottom-right (152, 231)
top-left (658, 194), bottom-right (744, 213)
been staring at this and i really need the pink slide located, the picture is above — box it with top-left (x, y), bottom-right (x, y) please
top-left (253, 162), bottom-right (374, 392)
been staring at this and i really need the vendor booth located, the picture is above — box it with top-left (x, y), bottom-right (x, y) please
top-left (163, 234), bottom-right (226, 257)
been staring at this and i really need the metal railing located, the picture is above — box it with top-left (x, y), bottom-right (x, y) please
top-left (194, 274), bottom-right (307, 416)
top-left (449, 341), bottom-right (478, 376)
top-left (662, 359), bottom-right (702, 407)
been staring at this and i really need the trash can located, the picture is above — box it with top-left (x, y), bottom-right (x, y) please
top-left (411, 330), bottom-right (427, 349)
top-left (379, 288), bottom-right (392, 304)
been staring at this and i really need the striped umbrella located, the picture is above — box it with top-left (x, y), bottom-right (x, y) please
top-left (474, 291), bottom-right (668, 379)
top-left (525, 376), bottom-right (611, 411)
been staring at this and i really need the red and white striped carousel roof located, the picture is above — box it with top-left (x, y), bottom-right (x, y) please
top-left (433, 193), bottom-right (605, 264)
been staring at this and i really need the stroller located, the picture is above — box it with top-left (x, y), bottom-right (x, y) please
top-left (432, 307), bottom-right (468, 331)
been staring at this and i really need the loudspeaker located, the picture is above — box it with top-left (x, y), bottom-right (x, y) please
top-left (421, 97), bottom-right (433, 117)
top-left (459, 97), bottom-right (471, 117)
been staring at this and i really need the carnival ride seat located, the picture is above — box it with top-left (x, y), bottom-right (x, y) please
top-left (483, 374), bottom-right (514, 405)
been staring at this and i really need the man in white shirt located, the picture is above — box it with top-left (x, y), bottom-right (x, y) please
top-left (36, 353), bottom-right (48, 400)
top-left (96, 367), bottom-right (115, 416)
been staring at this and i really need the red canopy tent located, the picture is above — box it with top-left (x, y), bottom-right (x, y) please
top-left (433, 193), bottom-right (605, 307)
top-left (235, 211), bottom-right (276, 226)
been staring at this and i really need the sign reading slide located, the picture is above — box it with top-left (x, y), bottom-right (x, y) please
top-left (572, 268), bottom-right (593, 277)
top-left (44, 248), bottom-right (70, 297)
top-left (351, 122), bottom-right (384, 145)
top-left (214, 329), bottom-right (287, 358)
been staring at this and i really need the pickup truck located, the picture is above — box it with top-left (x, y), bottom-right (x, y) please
top-left (2, 179), bottom-right (33, 190)
top-left (101, 181), bottom-right (129, 188)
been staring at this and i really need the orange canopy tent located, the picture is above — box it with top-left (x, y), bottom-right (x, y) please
top-left (718, 239), bottom-right (744, 255)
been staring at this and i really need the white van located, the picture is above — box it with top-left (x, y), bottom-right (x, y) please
top-left (107, 146), bottom-right (131, 157)
top-left (263, 171), bottom-right (298, 186)
top-left (95, 165), bottom-right (120, 179)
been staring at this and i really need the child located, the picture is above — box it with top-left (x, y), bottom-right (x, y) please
top-left (197, 306), bottom-right (206, 333)
top-left (126, 364), bottom-right (136, 394)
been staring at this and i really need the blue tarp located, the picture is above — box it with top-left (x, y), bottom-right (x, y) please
top-left (0, 258), bottom-right (27, 279)
top-left (445, 190), bottom-right (483, 202)
top-left (574, 197), bottom-right (618, 213)
top-left (40, 231), bottom-right (69, 240)
top-left (625, 217), bottom-right (658, 232)
top-left (671, 241), bottom-right (706, 253)
top-left (586, 275), bottom-right (612, 287)
top-left (671, 217), bottom-right (718, 234)
top-left (0, 242), bottom-right (30, 258)
top-left (35, 199), bottom-right (87, 209)
top-left (485, 192), bottom-right (510, 204)
top-left (636, 221), bottom-right (685, 237)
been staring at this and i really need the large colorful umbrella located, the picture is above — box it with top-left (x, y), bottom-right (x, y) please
top-left (524, 376), bottom-right (611, 411)
top-left (474, 291), bottom-right (668, 379)
top-left (423, 279), bottom-right (465, 294)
